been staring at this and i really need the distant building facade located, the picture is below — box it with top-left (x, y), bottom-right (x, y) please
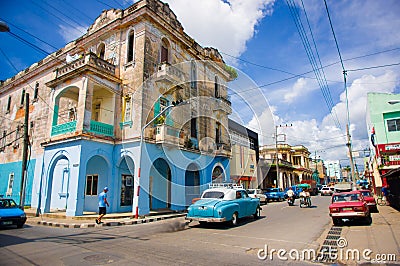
top-left (0, 0), bottom-right (233, 216)
top-left (228, 119), bottom-right (259, 189)
top-left (309, 158), bottom-right (327, 184)
top-left (259, 144), bottom-right (312, 189)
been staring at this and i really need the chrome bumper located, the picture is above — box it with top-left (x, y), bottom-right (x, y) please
top-left (185, 217), bottom-right (226, 222)
top-left (330, 212), bottom-right (368, 218)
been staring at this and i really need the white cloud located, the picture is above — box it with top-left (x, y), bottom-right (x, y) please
top-left (58, 24), bottom-right (87, 43)
top-left (323, 71), bottom-right (398, 139)
top-left (251, 71), bottom-right (399, 161)
top-left (163, 0), bottom-right (275, 61)
top-left (283, 77), bottom-right (316, 103)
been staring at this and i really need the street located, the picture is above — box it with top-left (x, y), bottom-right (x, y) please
top-left (1, 196), bottom-right (334, 265)
top-left (1, 196), bottom-right (399, 265)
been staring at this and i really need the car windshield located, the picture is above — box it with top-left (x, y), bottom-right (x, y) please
top-left (0, 199), bottom-right (18, 208)
top-left (202, 191), bottom-right (225, 199)
top-left (332, 193), bottom-right (360, 202)
top-left (247, 190), bottom-right (255, 194)
top-left (361, 191), bottom-right (371, 197)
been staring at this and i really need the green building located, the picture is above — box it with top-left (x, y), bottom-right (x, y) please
top-left (366, 92), bottom-right (400, 191)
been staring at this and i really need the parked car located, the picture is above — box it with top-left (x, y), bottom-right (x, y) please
top-left (329, 191), bottom-right (372, 226)
top-left (320, 187), bottom-right (335, 196)
top-left (264, 188), bottom-right (285, 202)
top-left (186, 184), bottom-right (261, 226)
top-left (358, 189), bottom-right (378, 213)
top-left (247, 189), bottom-right (267, 205)
top-left (0, 198), bottom-right (27, 228)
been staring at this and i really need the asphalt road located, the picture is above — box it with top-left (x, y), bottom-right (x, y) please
top-left (0, 196), bottom-right (333, 265)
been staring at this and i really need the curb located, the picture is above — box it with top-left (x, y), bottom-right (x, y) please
top-left (28, 213), bottom-right (187, 229)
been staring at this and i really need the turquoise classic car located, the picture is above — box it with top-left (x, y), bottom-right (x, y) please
top-left (186, 184), bottom-right (261, 226)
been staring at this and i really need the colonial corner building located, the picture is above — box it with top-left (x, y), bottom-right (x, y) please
top-left (0, 0), bottom-right (235, 216)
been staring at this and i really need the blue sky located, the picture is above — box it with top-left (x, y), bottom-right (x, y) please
top-left (1, 0), bottom-right (400, 168)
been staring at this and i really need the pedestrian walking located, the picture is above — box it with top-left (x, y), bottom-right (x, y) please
top-left (96, 187), bottom-right (109, 224)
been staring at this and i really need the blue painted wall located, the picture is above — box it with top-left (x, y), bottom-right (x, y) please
top-left (30, 137), bottom-right (230, 216)
top-left (0, 159), bottom-right (36, 206)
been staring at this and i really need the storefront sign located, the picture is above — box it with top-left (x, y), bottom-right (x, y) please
top-left (378, 143), bottom-right (400, 153)
top-left (389, 155), bottom-right (400, 161)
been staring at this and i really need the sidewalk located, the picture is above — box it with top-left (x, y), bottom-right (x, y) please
top-left (25, 208), bottom-right (187, 229)
top-left (334, 205), bottom-right (400, 265)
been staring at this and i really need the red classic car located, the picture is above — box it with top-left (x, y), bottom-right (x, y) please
top-left (329, 191), bottom-right (372, 226)
top-left (358, 189), bottom-right (378, 213)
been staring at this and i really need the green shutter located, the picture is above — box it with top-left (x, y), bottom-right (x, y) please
top-left (154, 99), bottom-right (160, 116)
top-left (52, 105), bottom-right (59, 126)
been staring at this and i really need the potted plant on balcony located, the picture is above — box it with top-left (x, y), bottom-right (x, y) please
top-left (154, 115), bottom-right (165, 125)
top-left (184, 138), bottom-right (193, 149)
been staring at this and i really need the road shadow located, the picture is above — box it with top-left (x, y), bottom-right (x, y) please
top-left (189, 215), bottom-right (267, 230)
top-left (333, 219), bottom-right (373, 227)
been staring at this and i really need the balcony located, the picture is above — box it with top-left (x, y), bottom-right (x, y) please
top-left (51, 121), bottom-right (77, 136)
top-left (51, 120), bottom-right (114, 138)
top-left (155, 63), bottom-right (185, 85)
top-left (155, 124), bottom-right (185, 146)
top-left (215, 142), bottom-right (231, 157)
top-left (265, 158), bottom-right (294, 168)
top-left (214, 95), bottom-right (232, 114)
top-left (47, 52), bottom-right (117, 87)
top-left (87, 120), bottom-right (114, 137)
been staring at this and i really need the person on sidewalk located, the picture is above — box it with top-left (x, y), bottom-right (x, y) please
top-left (96, 187), bottom-right (109, 224)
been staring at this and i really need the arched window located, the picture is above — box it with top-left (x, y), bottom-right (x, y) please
top-left (97, 43), bottom-right (105, 59)
top-left (127, 30), bottom-right (135, 63)
top-left (191, 61), bottom-right (197, 89)
top-left (160, 38), bottom-right (169, 64)
top-left (214, 76), bottom-right (219, 98)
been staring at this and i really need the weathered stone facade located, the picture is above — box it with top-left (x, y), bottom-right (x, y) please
top-left (0, 0), bottom-right (233, 215)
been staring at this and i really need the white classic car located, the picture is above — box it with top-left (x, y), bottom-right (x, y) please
top-left (246, 189), bottom-right (267, 205)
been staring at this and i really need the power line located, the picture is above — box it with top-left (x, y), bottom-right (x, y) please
top-left (0, 47), bottom-right (69, 125)
top-left (323, 0), bottom-right (345, 73)
top-left (286, 0), bottom-right (341, 129)
top-left (347, 62), bottom-right (400, 72)
top-left (323, 0), bottom-right (356, 182)
top-left (30, 1), bottom-right (86, 36)
top-left (1, 19), bottom-right (59, 53)
top-left (41, 1), bottom-right (88, 29)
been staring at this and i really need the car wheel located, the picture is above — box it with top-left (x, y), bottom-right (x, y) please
top-left (17, 223), bottom-right (24, 229)
top-left (365, 215), bottom-right (372, 225)
top-left (253, 207), bottom-right (260, 219)
top-left (332, 218), bottom-right (341, 226)
top-left (231, 212), bottom-right (239, 226)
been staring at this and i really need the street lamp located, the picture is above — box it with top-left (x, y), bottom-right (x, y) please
top-left (134, 99), bottom-right (188, 218)
top-left (0, 21), bottom-right (10, 32)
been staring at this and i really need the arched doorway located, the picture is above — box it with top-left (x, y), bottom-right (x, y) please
top-left (45, 156), bottom-right (70, 212)
top-left (185, 163), bottom-right (200, 206)
top-left (119, 156), bottom-right (134, 208)
top-left (149, 158), bottom-right (171, 210)
top-left (84, 155), bottom-right (109, 212)
top-left (212, 165), bottom-right (225, 183)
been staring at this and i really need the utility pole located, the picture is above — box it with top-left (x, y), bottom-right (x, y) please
top-left (346, 124), bottom-right (356, 183)
top-left (274, 124), bottom-right (291, 188)
top-left (275, 126), bottom-right (279, 188)
top-left (20, 93), bottom-right (29, 209)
